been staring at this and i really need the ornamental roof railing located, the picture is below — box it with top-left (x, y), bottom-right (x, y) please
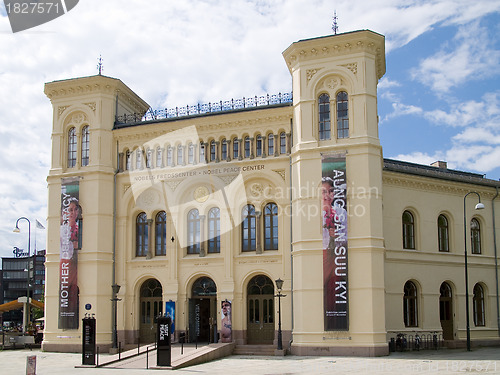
top-left (115, 92), bottom-right (292, 126)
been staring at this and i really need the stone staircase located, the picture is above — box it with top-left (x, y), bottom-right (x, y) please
top-left (233, 345), bottom-right (277, 356)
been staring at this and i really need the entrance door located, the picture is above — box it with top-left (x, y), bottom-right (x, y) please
top-left (139, 279), bottom-right (163, 343)
top-left (189, 277), bottom-right (217, 343)
top-left (247, 275), bottom-right (274, 345)
top-left (439, 282), bottom-right (454, 340)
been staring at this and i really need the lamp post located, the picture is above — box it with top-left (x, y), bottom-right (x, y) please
top-left (275, 278), bottom-right (287, 351)
top-left (463, 192), bottom-right (485, 351)
top-left (13, 217), bottom-right (31, 333)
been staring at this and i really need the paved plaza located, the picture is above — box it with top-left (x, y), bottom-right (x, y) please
top-left (2, 345), bottom-right (500, 375)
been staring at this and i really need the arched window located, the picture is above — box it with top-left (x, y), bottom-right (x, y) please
top-left (188, 143), bottom-right (194, 164)
top-left (402, 210), bottom-right (415, 249)
top-left (264, 203), bottom-right (278, 250)
top-left (438, 214), bottom-right (449, 252)
top-left (233, 138), bottom-right (239, 159)
top-left (155, 211), bottom-right (167, 256)
top-left (242, 204), bottom-right (256, 252)
top-left (471, 218), bottom-right (481, 254)
top-left (337, 91), bottom-right (349, 138)
top-left (68, 127), bottom-right (77, 168)
top-left (210, 140), bottom-right (216, 162)
top-left (146, 148), bottom-right (152, 168)
top-left (187, 209), bottom-right (200, 254)
top-left (244, 136), bottom-right (251, 158)
top-left (126, 150), bottom-right (131, 170)
top-left (268, 134), bottom-right (275, 156)
top-left (221, 139), bottom-right (227, 160)
top-left (136, 212), bottom-right (148, 257)
top-left (199, 142), bottom-right (206, 163)
top-left (208, 207), bottom-right (220, 253)
top-left (403, 281), bottom-right (418, 327)
top-left (473, 284), bottom-right (485, 326)
top-left (192, 277), bottom-right (217, 297)
top-left (318, 94), bottom-right (331, 140)
top-left (81, 126), bottom-right (89, 166)
top-left (256, 135), bottom-right (262, 157)
top-left (136, 149), bottom-right (143, 169)
top-left (156, 146), bottom-right (162, 168)
top-left (167, 146), bottom-right (173, 166)
top-left (280, 132), bottom-right (287, 154)
top-left (177, 144), bottom-right (184, 165)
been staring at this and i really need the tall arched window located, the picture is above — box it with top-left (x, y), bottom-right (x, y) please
top-left (256, 135), bottom-right (262, 157)
top-left (473, 284), bottom-right (485, 326)
top-left (199, 142), bottom-right (206, 163)
top-left (221, 139), bottom-right (227, 160)
top-left (146, 148), bottom-right (152, 168)
top-left (155, 211), bottom-right (167, 256)
top-left (403, 281), bottom-right (418, 327)
top-left (438, 214), bottom-right (449, 252)
top-left (233, 138), bottom-right (239, 159)
top-left (264, 203), bottom-right (278, 250)
top-left (210, 140), bottom-right (216, 162)
top-left (177, 144), bottom-right (184, 165)
top-left (402, 210), bottom-right (415, 249)
top-left (471, 218), bottom-right (481, 254)
top-left (337, 91), bottom-right (349, 138)
top-left (242, 204), bottom-right (256, 252)
top-left (167, 146), bottom-right (173, 166)
top-left (280, 132), bottom-right (286, 154)
top-left (188, 143), bottom-right (194, 164)
top-left (318, 94), bottom-right (331, 140)
top-left (244, 136), bottom-right (251, 158)
top-left (126, 150), bottom-right (131, 170)
top-left (208, 207), bottom-right (220, 253)
top-left (136, 149), bottom-right (143, 169)
top-left (187, 209), bottom-right (200, 254)
top-left (136, 212), bottom-right (148, 257)
top-left (81, 126), bottom-right (89, 166)
top-left (156, 146), bottom-right (162, 168)
top-left (268, 134), bottom-right (274, 156)
top-left (68, 127), bottom-right (77, 168)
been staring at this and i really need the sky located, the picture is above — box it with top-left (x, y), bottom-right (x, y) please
top-left (0, 0), bottom-right (499, 259)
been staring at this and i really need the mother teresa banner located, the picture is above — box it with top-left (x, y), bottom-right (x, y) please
top-left (321, 154), bottom-right (348, 331)
top-left (59, 178), bottom-right (81, 329)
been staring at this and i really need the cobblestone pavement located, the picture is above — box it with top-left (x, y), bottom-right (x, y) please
top-left (2, 346), bottom-right (500, 375)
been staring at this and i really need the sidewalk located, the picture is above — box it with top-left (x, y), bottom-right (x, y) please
top-left (1, 346), bottom-right (499, 374)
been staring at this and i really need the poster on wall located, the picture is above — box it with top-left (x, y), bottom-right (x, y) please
top-left (58, 177), bottom-right (81, 329)
top-left (165, 301), bottom-right (175, 339)
top-left (220, 299), bottom-right (232, 342)
top-left (321, 153), bottom-right (348, 331)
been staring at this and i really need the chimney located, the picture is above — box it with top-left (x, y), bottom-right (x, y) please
top-left (431, 161), bottom-right (447, 169)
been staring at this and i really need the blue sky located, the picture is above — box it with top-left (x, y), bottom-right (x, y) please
top-left (0, 0), bottom-right (499, 258)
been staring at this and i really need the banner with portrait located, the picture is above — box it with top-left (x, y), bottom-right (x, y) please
top-left (321, 154), bottom-right (348, 331)
top-left (220, 299), bottom-right (232, 342)
top-left (58, 177), bottom-right (81, 329)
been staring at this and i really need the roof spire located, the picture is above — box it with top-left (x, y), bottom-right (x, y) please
top-left (97, 55), bottom-right (103, 75)
top-left (332, 11), bottom-right (339, 35)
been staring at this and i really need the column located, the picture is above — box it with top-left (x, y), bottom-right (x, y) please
top-left (226, 139), bottom-right (232, 162)
top-left (199, 215), bottom-right (206, 257)
top-left (215, 141), bottom-right (220, 163)
top-left (274, 134), bottom-right (279, 157)
top-left (238, 139), bottom-right (243, 160)
top-left (146, 219), bottom-right (153, 259)
top-left (250, 137), bottom-right (255, 159)
top-left (255, 211), bottom-right (262, 254)
top-left (262, 136), bottom-right (267, 158)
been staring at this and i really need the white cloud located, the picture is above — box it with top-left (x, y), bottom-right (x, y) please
top-left (412, 21), bottom-right (500, 93)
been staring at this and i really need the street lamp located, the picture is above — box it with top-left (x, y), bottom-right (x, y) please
top-left (463, 192), bottom-right (485, 351)
top-left (275, 278), bottom-right (287, 351)
top-left (13, 217), bottom-right (31, 333)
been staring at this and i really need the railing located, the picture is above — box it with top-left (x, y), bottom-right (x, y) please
top-left (389, 332), bottom-right (443, 352)
top-left (115, 92), bottom-right (292, 125)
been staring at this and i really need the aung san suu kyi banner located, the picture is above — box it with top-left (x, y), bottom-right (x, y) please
top-left (58, 177), bottom-right (81, 329)
top-left (321, 154), bottom-right (348, 331)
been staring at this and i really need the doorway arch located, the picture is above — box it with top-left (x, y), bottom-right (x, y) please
top-left (189, 276), bottom-right (217, 343)
top-left (247, 275), bottom-right (275, 344)
top-left (439, 282), bottom-right (454, 340)
top-left (139, 278), bottom-right (163, 343)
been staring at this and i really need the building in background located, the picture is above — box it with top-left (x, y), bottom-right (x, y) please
top-left (41, 29), bottom-right (500, 355)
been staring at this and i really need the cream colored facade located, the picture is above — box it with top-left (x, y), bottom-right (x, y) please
top-left (42, 30), bottom-right (500, 356)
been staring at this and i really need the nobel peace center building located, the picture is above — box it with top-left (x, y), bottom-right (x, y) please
top-left (42, 30), bottom-right (500, 356)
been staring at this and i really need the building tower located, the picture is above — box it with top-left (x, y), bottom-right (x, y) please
top-left (43, 76), bottom-right (148, 351)
top-left (283, 30), bottom-right (387, 355)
